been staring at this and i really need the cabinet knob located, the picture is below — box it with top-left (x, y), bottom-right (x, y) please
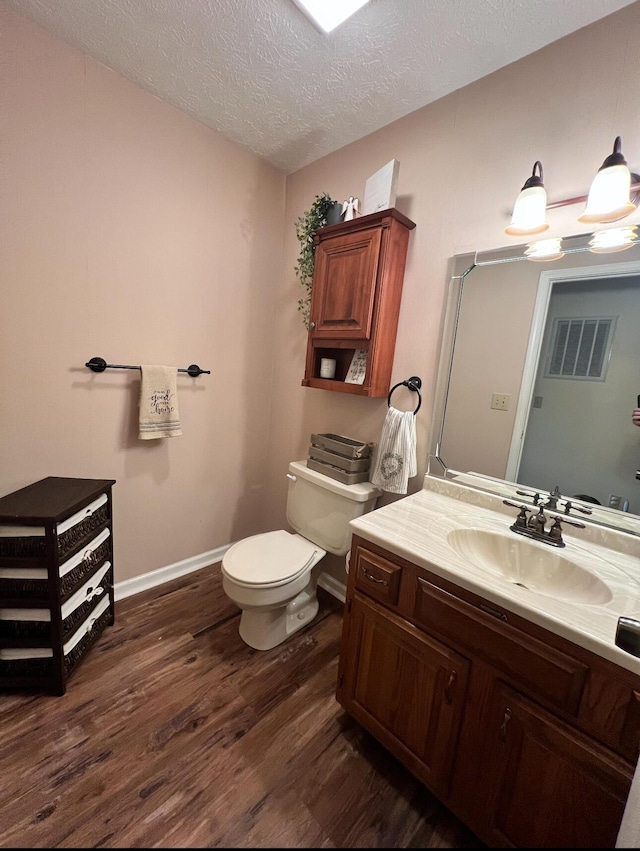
top-left (500, 707), bottom-right (512, 743)
top-left (444, 670), bottom-right (457, 704)
top-left (309, 321), bottom-right (316, 330)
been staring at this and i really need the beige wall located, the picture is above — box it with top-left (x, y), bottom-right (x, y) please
top-left (4, 4), bottom-right (640, 587)
top-left (2, 8), bottom-right (285, 582)
top-left (267, 1), bottom-right (640, 532)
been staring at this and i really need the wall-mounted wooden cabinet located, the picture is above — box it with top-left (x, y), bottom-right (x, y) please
top-left (302, 207), bottom-right (416, 397)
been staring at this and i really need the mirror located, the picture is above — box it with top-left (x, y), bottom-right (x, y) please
top-left (428, 229), bottom-right (640, 537)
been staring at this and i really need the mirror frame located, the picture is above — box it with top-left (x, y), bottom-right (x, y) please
top-left (428, 230), bottom-right (640, 538)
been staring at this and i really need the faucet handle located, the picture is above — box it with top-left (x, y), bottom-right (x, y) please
top-left (550, 513), bottom-right (586, 530)
top-left (503, 499), bottom-right (529, 511)
top-left (516, 489), bottom-right (541, 505)
top-left (547, 514), bottom-right (585, 547)
top-left (561, 499), bottom-right (592, 516)
top-left (503, 500), bottom-right (531, 529)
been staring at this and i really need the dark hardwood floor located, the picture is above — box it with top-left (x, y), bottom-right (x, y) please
top-left (0, 566), bottom-right (484, 848)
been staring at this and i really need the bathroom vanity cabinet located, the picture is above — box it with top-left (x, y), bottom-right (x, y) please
top-left (337, 535), bottom-right (640, 848)
top-left (0, 477), bottom-right (116, 695)
top-left (302, 208), bottom-right (415, 397)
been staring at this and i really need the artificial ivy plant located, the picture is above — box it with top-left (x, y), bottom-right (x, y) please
top-left (294, 192), bottom-right (337, 328)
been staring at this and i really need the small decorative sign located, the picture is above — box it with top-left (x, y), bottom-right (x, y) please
top-left (362, 159), bottom-right (400, 215)
top-left (345, 349), bottom-right (368, 385)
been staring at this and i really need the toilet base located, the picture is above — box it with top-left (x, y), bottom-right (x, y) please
top-left (238, 584), bottom-right (319, 651)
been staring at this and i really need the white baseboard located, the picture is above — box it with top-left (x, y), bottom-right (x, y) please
top-left (114, 545), bottom-right (348, 606)
top-left (317, 571), bottom-right (347, 603)
top-left (113, 545), bottom-right (229, 601)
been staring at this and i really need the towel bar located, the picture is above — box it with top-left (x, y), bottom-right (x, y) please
top-left (85, 357), bottom-right (210, 377)
top-left (388, 376), bottom-right (422, 414)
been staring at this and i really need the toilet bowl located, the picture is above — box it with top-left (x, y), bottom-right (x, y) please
top-left (222, 529), bottom-right (325, 650)
top-left (221, 460), bottom-right (381, 651)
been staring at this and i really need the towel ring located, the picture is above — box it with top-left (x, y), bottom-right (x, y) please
top-left (388, 376), bottom-right (422, 415)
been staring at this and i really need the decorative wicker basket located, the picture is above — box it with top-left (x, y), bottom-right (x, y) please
top-left (0, 566), bottom-right (112, 641)
top-left (0, 605), bottom-right (112, 679)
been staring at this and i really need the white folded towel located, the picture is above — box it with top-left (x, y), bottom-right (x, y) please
top-left (138, 365), bottom-right (182, 440)
top-left (370, 406), bottom-right (417, 494)
top-left (617, 753), bottom-right (640, 847)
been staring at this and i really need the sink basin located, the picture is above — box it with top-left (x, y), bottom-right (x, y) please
top-left (446, 527), bottom-right (613, 605)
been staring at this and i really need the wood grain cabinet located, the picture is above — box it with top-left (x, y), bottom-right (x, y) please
top-left (302, 207), bottom-right (416, 397)
top-left (0, 477), bottom-right (116, 696)
top-left (340, 592), bottom-right (470, 799)
top-left (337, 535), bottom-right (639, 848)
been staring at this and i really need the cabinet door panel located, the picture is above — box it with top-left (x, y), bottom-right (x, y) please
top-left (310, 228), bottom-right (381, 339)
top-left (483, 682), bottom-right (631, 848)
top-left (341, 592), bottom-right (470, 797)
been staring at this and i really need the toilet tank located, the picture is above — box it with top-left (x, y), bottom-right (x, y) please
top-left (286, 460), bottom-right (381, 556)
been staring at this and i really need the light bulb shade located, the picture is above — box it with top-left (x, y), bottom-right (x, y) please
top-left (578, 137), bottom-right (636, 224)
top-left (578, 165), bottom-right (636, 223)
top-left (505, 161), bottom-right (548, 236)
top-left (505, 185), bottom-right (549, 236)
top-left (589, 225), bottom-right (638, 253)
top-left (525, 237), bottom-right (564, 262)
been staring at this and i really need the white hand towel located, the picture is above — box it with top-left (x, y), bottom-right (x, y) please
top-left (370, 406), bottom-right (417, 494)
top-left (617, 753), bottom-right (640, 847)
top-left (138, 365), bottom-right (182, 440)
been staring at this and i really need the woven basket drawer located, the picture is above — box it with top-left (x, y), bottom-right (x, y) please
top-left (60, 531), bottom-right (111, 598)
top-left (0, 561), bottom-right (112, 640)
top-left (61, 562), bottom-right (111, 641)
top-left (0, 532), bottom-right (47, 558)
top-left (0, 569), bottom-right (49, 600)
top-left (0, 597), bottom-right (111, 679)
top-left (0, 494), bottom-right (109, 560)
top-left (57, 495), bottom-right (110, 560)
top-left (0, 606), bottom-right (50, 640)
top-left (0, 528), bottom-right (111, 601)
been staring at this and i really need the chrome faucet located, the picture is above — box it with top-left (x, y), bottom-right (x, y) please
top-left (503, 499), bottom-right (585, 547)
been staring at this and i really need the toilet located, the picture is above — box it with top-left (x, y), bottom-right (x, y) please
top-left (221, 460), bottom-right (381, 651)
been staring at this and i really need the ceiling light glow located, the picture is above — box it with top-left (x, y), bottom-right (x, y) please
top-left (292, 0), bottom-right (370, 33)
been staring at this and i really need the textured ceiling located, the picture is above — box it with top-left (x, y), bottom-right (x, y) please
top-left (5, 0), bottom-right (638, 173)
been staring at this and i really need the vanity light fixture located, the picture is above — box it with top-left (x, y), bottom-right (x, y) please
top-left (505, 161), bottom-right (549, 237)
top-left (578, 137), bottom-right (637, 224)
top-left (524, 237), bottom-right (565, 262)
top-left (589, 225), bottom-right (638, 254)
top-left (505, 137), bottom-right (640, 237)
top-left (291, 0), bottom-right (370, 33)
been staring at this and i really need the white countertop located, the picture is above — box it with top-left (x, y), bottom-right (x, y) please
top-left (350, 475), bottom-right (640, 675)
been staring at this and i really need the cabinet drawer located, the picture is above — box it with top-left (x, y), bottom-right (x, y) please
top-left (0, 595), bottom-right (112, 680)
top-left (59, 528), bottom-right (111, 599)
top-left (0, 527), bottom-right (111, 601)
top-left (413, 576), bottom-right (588, 714)
top-left (0, 493), bottom-right (109, 562)
top-left (0, 561), bottom-right (111, 641)
top-left (354, 546), bottom-right (402, 607)
top-left (56, 494), bottom-right (110, 560)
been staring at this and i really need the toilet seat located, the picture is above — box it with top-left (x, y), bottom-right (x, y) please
top-left (222, 530), bottom-right (324, 588)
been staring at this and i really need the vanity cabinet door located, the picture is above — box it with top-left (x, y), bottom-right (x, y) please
top-left (338, 591), bottom-right (470, 798)
top-left (480, 682), bottom-right (632, 848)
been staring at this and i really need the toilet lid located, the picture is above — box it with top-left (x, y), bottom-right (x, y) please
top-left (223, 530), bottom-right (323, 586)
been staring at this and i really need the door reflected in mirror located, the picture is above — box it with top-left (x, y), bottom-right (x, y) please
top-left (429, 231), bottom-right (640, 537)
